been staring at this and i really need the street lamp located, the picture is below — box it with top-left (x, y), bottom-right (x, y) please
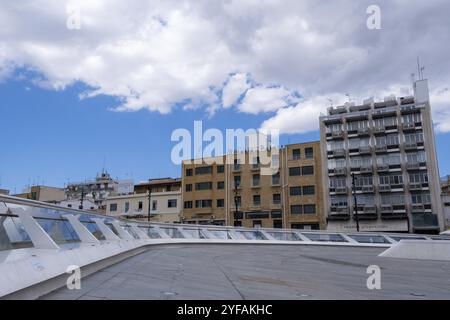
top-left (234, 181), bottom-right (240, 227)
top-left (147, 184), bottom-right (152, 222)
top-left (352, 173), bottom-right (360, 232)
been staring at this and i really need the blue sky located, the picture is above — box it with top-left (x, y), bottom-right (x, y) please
top-left (0, 74), bottom-right (449, 193)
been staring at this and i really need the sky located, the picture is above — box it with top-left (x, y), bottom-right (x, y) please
top-left (0, 0), bottom-right (450, 192)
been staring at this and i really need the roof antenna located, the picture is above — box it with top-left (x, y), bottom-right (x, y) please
top-left (417, 57), bottom-right (425, 80)
top-left (327, 98), bottom-right (333, 108)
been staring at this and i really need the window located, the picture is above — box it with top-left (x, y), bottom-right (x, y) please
top-left (379, 174), bottom-right (403, 186)
top-left (217, 165), bottom-right (224, 173)
top-left (381, 194), bottom-right (405, 205)
top-left (195, 182), bottom-right (212, 190)
top-left (305, 147), bottom-right (314, 159)
top-left (67, 204), bottom-right (72, 208)
top-left (404, 132), bottom-right (424, 144)
top-left (195, 166), bottom-right (212, 175)
top-left (110, 203), bottom-right (117, 212)
top-left (402, 113), bottom-right (422, 124)
top-left (168, 199), bottom-right (177, 208)
top-left (354, 175), bottom-right (373, 187)
top-left (290, 187), bottom-right (302, 196)
top-left (330, 196), bottom-right (348, 207)
top-left (374, 116), bottom-right (397, 128)
top-left (272, 194), bottom-right (281, 204)
top-left (234, 176), bottom-right (241, 188)
top-left (291, 205), bottom-right (302, 214)
top-left (217, 199), bottom-right (224, 208)
top-left (152, 200), bottom-right (157, 211)
top-left (125, 202), bottom-right (130, 213)
top-left (217, 181), bottom-right (225, 189)
top-left (186, 168), bottom-right (193, 176)
top-left (303, 186), bottom-right (315, 195)
top-left (411, 193), bottom-right (431, 204)
top-left (185, 184), bottom-right (192, 192)
top-left (273, 220), bottom-right (283, 228)
top-left (347, 120), bottom-right (369, 131)
top-left (184, 201), bottom-right (193, 209)
top-left (195, 200), bottom-right (212, 208)
top-left (253, 195), bottom-right (261, 206)
top-left (303, 204), bottom-right (316, 214)
top-left (271, 210), bottom-right (282, 218)
top-left (302, 166), bottom-right (314, 175)
top-left (272, 172), bottom-right (280, 185)
top-left (407, 151), bottom-right (427, 164)
top-left (253, 220), bottom-right (262, 228)
top-left (409, 172), bottom-right (428, 184)
top-left (252, 174), bottom-right (260, 187)
top-left (289, 167), bottom-right (301, 176)
top-left (138, 201), bottom-right (143, 210)
top-left (326, 123), bottom-right (342, 134)
top-left (234, 196), bottom-right (241, 207)
top-left (292, 149), bottom-right (301, 160)
top-left (330, 178), bottom-right (346, 188)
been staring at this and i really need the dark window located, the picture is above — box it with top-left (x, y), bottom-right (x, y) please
top-left (252, 174), bottom-right (260, 186)
top-left (272, 172), bottom-right (280, 185)
top-left (302, 166), bottom-right (314, 175)
top-left (125, 202), bottom-right (130, 213)
top-left (273, 194), bottom-right (281, 204)
top-left (234, 220), bottom-right (242, 227)
top-left (152, 200), bottom-right (157, 210)
top-left (303, 185), bottom-right (315, 195)
top-left (217, 181), bottom-right (225, 189)
top-left (186, 168), bottom-right (193, 176)
top-left (271, 210), bottom-right (282, 218)
top-left (234, 196), bottom-right (242, 207)
top-left (234, 211), bottom-right (243, 219)
top-left (110, 203), bottom-right (117, 212)
top-left (253, 195), bottom-right (261, 206)
top-left (195, 182), bottom-right (212, 190)
top-left (291, 205), bottom-right (302, 214)
top-left (291, 223), bottom-right (320, 230)
top-left (138, 201), bottom-right (143, 210)
top-left (253, 220), bottom-right (262, 228)
top-left (195, 199), bottom-right (212, 208)
top-left (289, 167), bottom-right (301, 176)
top-left (195, 166), bottom-right (212, 175)
top-left (168, 199), bottom-right (177, 208)
top-left (292, 149), bottom-right (301, 160)
top-left (234, 176), bottom-right (241, 188)
top-left (217, 199), bottom-right (224, 207)
top-left (303, 204), bottom-right (316, 214)
top-left (273, 220), bottom-right (283, 228)
top-left (217, 165), bottom-right (225, 173)
top-left (185, 184), bottom-right (192, 192)
top-left (290, 187), bottom-right (302, 196)
top-left (184, 201), bottom-right (193, 209)
top-left (67, 204), bottom-right (72, 208)
top-left (305, 147), bottom-right (314, 159)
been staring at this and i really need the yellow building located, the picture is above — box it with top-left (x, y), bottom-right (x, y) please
top-left (181, 141), bottom-right (325, 230)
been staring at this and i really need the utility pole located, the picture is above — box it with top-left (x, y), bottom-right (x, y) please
top-left (234, 181), bottom-right (239, 227)
top-left (79, 186), bottom-right (85, 210)
top-left (352, 173), bottom-right (360, 232)
top-left (147, 184), bottom-right (152, 222)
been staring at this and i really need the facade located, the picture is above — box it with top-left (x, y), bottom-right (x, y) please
top-left (320, 79), bottom-right (443, 234)
top-left (0, 189), bottom-right (9, 195)
top-left (65, 171), bottom-right (133, 212)
top-left (105, 191), bottom-right (181, 223)
top-left (59, 199), bottom-right (98, 211)
top-left (181, 141), bottom-right (325, 229)
top-left (134, 178), bottom-right (181, 194)
top-left (14, 186), bottom-right (65, 204)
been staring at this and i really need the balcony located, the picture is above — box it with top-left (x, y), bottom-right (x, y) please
top-left (373, 126), bottom-right (385, 135)
top-left (376, 164), bottom-right (389, 173)
top-left (356, 206), bottom-right (378, 220)
top-left (251, 164), bottom-right (260, 171)
top-left (404, 142), bottom-right (418, 151)
top-left (361, 185), bottom-right (375, 193)
top-left (379, 185), bottom-right (392, 193)
top-left (380, 205), bottom-right (393, 213)
top-left (375, 145), bottom-right (387, 153)
top-left (408, 183), bottom-right (423, 191)
top-left (358, 146), bottom-right (372, 155)
top-left (331, 131), bottom-right (344, 139)
top-left (360, 165), bottom-right (373, 174)
top-left (328, 206), bottom-right (351, 221)
top-left (357, 128), bottom-right (370, 136)
top-left (387, 142), bottom-right (400, 149)
top-left (412, 204), bottom-right (425, 213)
top-left (334, 168), bottom-right (347, 176)
top-left (381, 211), bottom-right (408, 220)
top-left (335, 187), bottom-right (348, 195)
top-left (406, 163), bottom-right (421, 171)
top-left (402, 122), bottom-right (416, 131)
top-left (332, 149), bottom-right (346, 158)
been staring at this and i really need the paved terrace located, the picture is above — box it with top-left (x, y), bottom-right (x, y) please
top-left (42, 244), bottom-right (450, 300)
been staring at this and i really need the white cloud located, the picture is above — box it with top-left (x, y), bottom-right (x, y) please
top-left (0, 0), bottom-right (450, 132)
top-left (238, 86), bottom-right (296, 114)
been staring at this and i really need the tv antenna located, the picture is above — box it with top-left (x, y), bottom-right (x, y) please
top-left (417, 57), bottom-right (425, 80)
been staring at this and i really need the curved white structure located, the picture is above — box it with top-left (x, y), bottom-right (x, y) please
top-left (1, 195), bottom-right (449, 299)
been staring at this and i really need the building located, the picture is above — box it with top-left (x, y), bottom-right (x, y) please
top-left (14, 186), bottom-right (65, 204)
top-left (58, 199), bottom-right (98, 211)
top-left (105, 178), bottom-right (182, 223)
top-left (181, 141), bottom-right (325, 229)
top-left (441, 176), bottom-right (450, 229)
top-left (65, 171), bottom-right (133, 212)
top-left (0, 189), bottom-right (9, 195)
top-left (320, 79), bottom-right (443, 234)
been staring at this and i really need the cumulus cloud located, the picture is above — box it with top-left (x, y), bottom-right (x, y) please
top-left (1, 0), bottom-right (450, 132)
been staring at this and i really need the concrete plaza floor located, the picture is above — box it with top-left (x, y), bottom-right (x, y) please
top-left (41, 244), bottom-right (450, 300)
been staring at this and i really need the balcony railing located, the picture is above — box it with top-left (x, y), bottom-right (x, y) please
top-left (406, 163), bottom-right (421, 171)
top-left (361, 185), bottom-right (375, 193)
top-left (335, 187), bottom-right (348, 195)
top-left (379, 185), bottom-right (392, 193)
top-left (332, 149), bottom-right (346, 157)
top-left (334, 168), bottom-right (347, 176)
top-left (233, 164), bottom-right (241, 171)
top-left (411, 204), bottom-right (425, 213)
top-left (357, 128), bottom-right (370, 136)
top-left (404, 142), bottom-right (418, 150)
top-left (375, 145), bottom-right (387, 153)
top-left (377, 164), bottom-right (389, 172)
top-left (402, 122), bottom-right (416, 131)
top-left (358, 146), bottom-right (372, 155)
top-left (360, 165), bottom-right (373, 174)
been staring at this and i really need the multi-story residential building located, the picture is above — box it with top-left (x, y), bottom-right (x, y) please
top-left (65, 171), bottom-right (133, 212)
top-left (320, 79), bottom-right (443, 234)
top-left (105, 178), bottom-right (182, 223)
top-left (14, 185), bottom-right (65, 204)
top-left (0, 189), bottom-right (10, 195)
top-left (181, 142), bottom-right (325, 229)
top-left (441, 176), bottom-right (450, 229)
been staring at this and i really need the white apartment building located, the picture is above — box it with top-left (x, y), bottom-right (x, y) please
top-left (320, 79), bottom-right (443, 234)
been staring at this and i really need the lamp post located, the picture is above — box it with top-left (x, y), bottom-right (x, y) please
top-left (234, 181), bottom-right (239, 227)
top-left (352, 173), bottom-right (360, 232)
